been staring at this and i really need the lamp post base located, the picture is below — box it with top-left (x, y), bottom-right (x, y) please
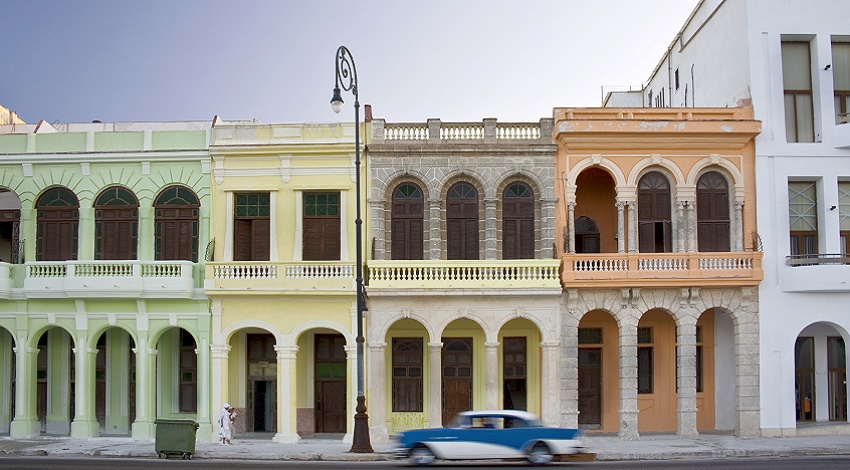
top-left (349, 395), bottom-right (374, 453)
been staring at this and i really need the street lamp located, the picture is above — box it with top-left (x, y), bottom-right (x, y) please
top-left (331, 45), bottom-right (373, 453)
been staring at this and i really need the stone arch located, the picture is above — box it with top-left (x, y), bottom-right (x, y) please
top-left (434, 312), bottom-right (489, 341)
top-left (219, 320), bottom-right (284, 346)
top-left (566, 158), bottom-right (628, 189)
top-left (376, 313), bottom-right (437, 345)
top-left (290, 320), bottom-right (353, 346)
top-left (686, 158), bottom-right (745, 199)
top-left (493, 311), bottom-right (548, 343)
top-left (86, 324), bottom-right (138, 350)
top-left (27, 324), bottom-right (77, 350)
top-left (628, 157), bottom-right (687, 187)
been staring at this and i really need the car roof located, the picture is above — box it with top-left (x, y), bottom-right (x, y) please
top-left (457, 410), bottom-right (540, 421)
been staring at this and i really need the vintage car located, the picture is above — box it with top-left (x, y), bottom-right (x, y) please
top-left (393, 410), bottom-right (584, 466)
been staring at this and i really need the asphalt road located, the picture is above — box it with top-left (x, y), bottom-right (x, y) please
top-left (0, 456), bottom-right (847, 469)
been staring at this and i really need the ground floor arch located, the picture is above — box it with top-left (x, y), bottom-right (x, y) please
top-left (795, 322), bottom-right (848, 426)
top-left (0, 327), bottom-right (14, 435)
top-left (93, 327), bottom-right (136, 435)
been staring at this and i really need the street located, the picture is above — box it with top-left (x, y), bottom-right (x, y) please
top-left (0, 456), bottom-right (847, 469)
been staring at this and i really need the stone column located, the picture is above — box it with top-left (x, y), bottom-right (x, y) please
top-left (619, 315), bottom-right (640, 440)
top-left (274, 345), bottom-right (299, 443)
top-left (343, 343), bottom-right (357, 444)
top-left (369, 200), bottom-right (386, 260)
top-left (368, 342), bottom-right (389, 443)
top-left (627, 201), bottom-right (638, 253)
top-left (560, 292), bottom-right (579, 428)
top-left (676, 310), bottom-right (699, 437)
top-left (428, 342), bottom-right (443, 428)
top-left (484, 198), bottom-right (498, 260)
top-left (428, 199), bottom-right (442, 260)
top-left (46, 330), bottom-right (71, 435)
top-left (540, 198), bottom-right (557, 259)
top-left (131, 337), bottom-right (158, 440)
top-left (10, 341), bottom-right (40, 438)
top-left (70, 344), bottom-right (99, 438)
top-left (616, 201), bottom-right (626, 253)
top-left (567, 202), bottom-right (576, 253)
top-left (485, 341), bottom-right (499, 409)
top-left (733, 199), bottom-right (744, 252)
top-left (195, 335), bottom-right (212, 439)
top-left (137, 206), bottom-right (154, 260)
top-left (0, 333), bottom-right (11, 434)
top-left (735, 287), bottom-right (761, 437)
top-left (540, 341), bottom-right (560, 426)
top-left (209, 343), bottom-right (230, 442)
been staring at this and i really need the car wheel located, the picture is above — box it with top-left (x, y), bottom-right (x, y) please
top-left (409, 444), bottom-right (436, 466)
top-left (527, 442), bottom-right (553, 466)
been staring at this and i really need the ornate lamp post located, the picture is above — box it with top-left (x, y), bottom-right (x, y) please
top-left (331, 45), bottom-right (373, 453)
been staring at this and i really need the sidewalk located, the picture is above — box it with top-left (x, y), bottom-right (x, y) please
top-left (1, 433), bottom-right (850, 461)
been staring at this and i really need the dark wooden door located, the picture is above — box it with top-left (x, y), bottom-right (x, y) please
top-left (638, 171), bottom-right (672, 253)
top-left (315, 334), bottom-right (346, 433)
top-left (503, 183), bottom-right (534, 259)
top-left (156, 208), bottom-right (199, 262)
top-left (96, 211), bottom-right (137, 260)
top-left (447, 183), bottom-right (478, 260)
top-left (36, 187), bottom-right (79, 262)
top-left (251, 379), bottom-right (276, 432)
top-left (391, 183), bottom-right (424, 260)
top-left (442, 338), bottom-right (473, 425)
top-left (578, 348), bottom-right (602, 426)
top-left (235, 219), bottom-right (270, 261)
top-left (697, 171), bottom-right (730, 252)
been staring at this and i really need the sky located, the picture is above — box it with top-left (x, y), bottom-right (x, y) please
top-left (1, 0), bottom-right (698, 125)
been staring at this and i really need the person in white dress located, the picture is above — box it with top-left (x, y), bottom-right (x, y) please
top-left (219, 403), bottom-right (235, 445)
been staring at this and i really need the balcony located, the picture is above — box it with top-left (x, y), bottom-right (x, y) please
top-left (23, 261), bottom-right (196, 298)
top-left (204, 262), bottom-right (355, 295)
top-left (0, 262), bottom-right (11, 298)
top-left (560, 252), bottom-right (763, 288)
top-left (366, 260), bottom-right (562, 291)
top-left (781, 254), bottom-right (850, 292)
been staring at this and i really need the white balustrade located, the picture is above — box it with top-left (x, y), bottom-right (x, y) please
top-left (497, 124), bottom-right (541, 140)
top-left (384, 125), bottom-right (429, 140)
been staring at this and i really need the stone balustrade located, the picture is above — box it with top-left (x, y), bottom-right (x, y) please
top-left (205, 262), bottom-right (356, 294)
top-left (24, 260), bottom-right (196, 298)
top-left (372, 118), bottom-right (553, 144)
top-left (562, 252), bottom-right (763, 287)
top-left (367, 260), bottom-right (561, 289)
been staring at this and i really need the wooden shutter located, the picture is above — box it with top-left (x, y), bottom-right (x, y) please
top-left (463, 219), bottom-right (478, 260)
top-left (447, 219), bottom-right (462, 260)
top-left (303, 218), bottom-right (339, 261)
top-left (391, 184), bottom-right (424, 260)
top-left (447, 183), bottom-right (478, 260)
top-left (253, 218), bottom-right (270, 261)
top-left (697, 172), bottom-right (731, 252)
top-left (503, 219), bottom-right (517, 259)
top-left (234, 219), bottom-right (253, 261)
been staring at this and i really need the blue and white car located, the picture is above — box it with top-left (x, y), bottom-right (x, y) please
top-left (394, 410), bottom-right (584, 466)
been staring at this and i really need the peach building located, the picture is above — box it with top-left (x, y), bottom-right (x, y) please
top-left (554, 107), bottom-right (763, 437)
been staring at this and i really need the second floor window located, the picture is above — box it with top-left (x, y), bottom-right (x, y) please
top-left (95, 186), bottom-right (139, 260)
top-left (503, 183), bottom-right (534, 259)
top-left (638, 171), bottom-right (672, 253)
top-left (234, 193), bottom-right (270, 261)
top-left (782, 41), bottom-right (815, 142)
top-left (447, 182), bottom-right (479, 260)
top-left (696, 171), bottom-right (731, 252)
top-left (789, 181), bottom-right (818, 256)
top-left (155, 185), bottom-right (200, 262)
top-left (36, 187), bottom-right (79, 261)
top-left (833, 42), bottom-right (850, 125)
top-left (391, 183), bottom-right (424, 260)
top-left (303, 192), bottom-right (340, 261)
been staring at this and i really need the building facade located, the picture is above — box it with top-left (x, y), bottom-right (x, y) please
top-left (364, 118), bottom-right (562, 443)
top-left (0, 120), bottom-right (213, 440)
top-left (630, 0), bottom-right (850, 436)
top-left (553, 107), bottom-right (762, 437)
top-left (205, 119), bottom-right (364, 443)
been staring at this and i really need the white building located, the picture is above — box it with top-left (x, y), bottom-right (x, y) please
top-left (613, 0), bottom-right (850, 436)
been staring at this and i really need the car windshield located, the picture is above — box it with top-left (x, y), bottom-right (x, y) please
top-left (451, 414), bottom-right (540, 429)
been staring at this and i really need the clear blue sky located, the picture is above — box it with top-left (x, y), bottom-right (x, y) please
top-left (1, 0), bottom-right (697, 124)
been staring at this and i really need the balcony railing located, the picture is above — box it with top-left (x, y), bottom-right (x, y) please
top-left (205, 262), bottom-right (356, 294)
top-left (561, 252), bottom-right (763, 287)
top-left (24, 260), bottom-right (196, 298)
top-left (787, 253), bottom-right (850, 266)
top-left (367, 260), bottom-right (562, 289)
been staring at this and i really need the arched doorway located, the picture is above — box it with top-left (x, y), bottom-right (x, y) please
top-left (35, 328), bottom-right (75, 435)
top-left (441, 318), bottom-right (484, 424)
top-left (577, 310), bottom-right (619, 431)
top-left (498, 318), bottom-right (541, 414)
top-left (446, 183), bottom-right (479, 260)
top-left (502, 182), bottom-right (534, 259)
top-left (696, 171), bottom-right (731, 252)
top-left (36, 187), bottom-right (79, 261)
top-left (391, 183), bottom-right (424, 260)
top-left (636, 309), bottom-right (677, 432)
top-left (156, 328), bottom-right (198, 419)
top-left (154, 185), bottom-right (200, 262)
top-left (94, 186), bottom-right (139, 260)
top-left (384, 318), bottom-right (428, 434)
top-left (575, 168), bottom-right (617, 253)
top-left (294, 328), bottom-right (347, 437)
top-left (575, 216), bottom-right (600, 254)
top-left (795, 323), bottom-right (847, 423)
top-left (638, 171), bottom-right (672, 253)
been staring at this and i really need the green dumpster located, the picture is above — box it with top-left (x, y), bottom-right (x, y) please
top-left (155, 418), bottom-right (199, 460)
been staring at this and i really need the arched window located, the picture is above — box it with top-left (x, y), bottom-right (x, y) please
top-left (391, 183), bottom-right (424, 260)
top-left (0, 189), bottom-right (22, 263)
top-left (155, 185), bottom-right (200, 262)
top-left (638, 171), bottom-right (672, 253)
top-left (503, 182), bottom-right (534, 259)
top-left (36, 187), bottom-right (79, 261)
top-left (446, 182), bottom-right (478, 260)
top-left (696, 172), bottom-right (730, 252)
top-left (95, 186), bottom-right (139, 260)
top-left (575, 216), bottom-right (600, 254)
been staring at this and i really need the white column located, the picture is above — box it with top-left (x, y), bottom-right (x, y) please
top-left (676, 312), bottom-right (698, 437)
top-left (273, 345), bottom-right (299, 443)
top-left (343, 344), bottom-right (357, 443)
top-left (10, 344), bottom-right (40, 438)
top-left (224, 191), bottom-right (234, 261)
top-left (560, 295), bottom-right (580, 428)
top-left (540, 341), bottom-right (560, 426)
top-left (131, 337), bottom-right (158, 440)
top-left (616, 201), bottom-right (626, 253)
top-left (209, 344), bottom-right (230, 442)
top-left (70, 345), bottom-right (99, 438)
top-left (627, 201), bottom-right (638, 252)
top-left (567, 202), bottom-right (576, 253)
top-left (195, 336), bottom-right (212, 439)
top-left (428, 342), bottom-right (442, 428)
top-left (676, 200), bottom-right (686, 252)
top-left (0, 333), bottom-right (11, 434)
top-left (485, 341), bottom-right (499, 410)
top-left (368, 342), bottom-right (389, 443)
top-left (733, 199), bottom-right (744, 252)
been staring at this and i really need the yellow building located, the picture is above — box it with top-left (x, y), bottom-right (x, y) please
top-left (205, 118), bottom-right (364, 443)
top-left (554, 107), bottom-right (763, 437)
